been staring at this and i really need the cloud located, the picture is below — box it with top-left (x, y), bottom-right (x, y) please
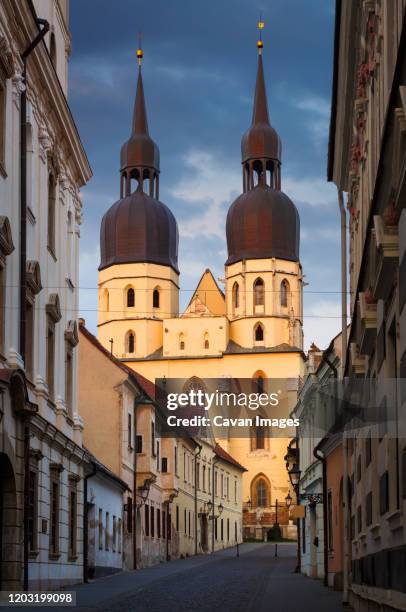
top-left (292, 95), bottom-right (331, 148)
top-left (284, 176), bottom-right (337, 207)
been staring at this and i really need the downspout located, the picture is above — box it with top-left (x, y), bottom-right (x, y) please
top-left (83, 462), bottom-right (97, 583)
top-left (133, 392), bottom-right (149, 570)
top-left (194, 443), bottom-right (202, 556)
top-left (338, 188), bottom-right (349, 604)
top-left (212, 458), bottom-right (219, 553)
top-left (20, 18), bottom-right (49, 592)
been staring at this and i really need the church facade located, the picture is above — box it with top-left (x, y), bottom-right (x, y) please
top-left (96, 41), bottom-right (305, 538)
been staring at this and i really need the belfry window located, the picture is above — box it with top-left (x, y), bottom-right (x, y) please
top-left (179, 334), bottom-right (185, 350)
top-left (254, 323), bottom-right (264, 342)
top-left (153, 289), bottom-right (160, 309)
top-left (280, 279), bottom-right (289, 307)
top-left (204, 332), bottom-right (209, 349)
top-left (253, 278), bottom-right (264, 307)
top-left (127, 288), bottom-right (135, 308)
top-left (127, 332), bottom-right (135, 354)
top-left (232, 282), bottom-right (239, 310)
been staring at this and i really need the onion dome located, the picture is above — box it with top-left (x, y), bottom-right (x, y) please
top-left (99, 50), bottom-right (179, 273)
top-left (226, 28), bottom-right (300, 266)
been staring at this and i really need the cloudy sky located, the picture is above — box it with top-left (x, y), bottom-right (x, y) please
top-left (69, 0), bottom-right (343, 350)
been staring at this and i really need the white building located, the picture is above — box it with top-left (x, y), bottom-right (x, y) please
top-left (0, 0), bottom-right (91, 590)
top-left (84, 451), bottom-right (128, 579)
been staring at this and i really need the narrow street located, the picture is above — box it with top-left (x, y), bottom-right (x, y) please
top-left (71, 544), bottom-right (344, 612)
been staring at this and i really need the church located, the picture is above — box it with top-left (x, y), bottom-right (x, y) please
top-left (96, 34), bottom-right (306, 537)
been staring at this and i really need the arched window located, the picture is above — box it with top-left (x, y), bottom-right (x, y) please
top-left (232, 282), bottom-right (239, 309)
top-left (252, 371), bottom-right (266, 393)
top-left (280, 279), bottom-right (289, 307)
top-left (102, 289), bottom-right (109, 313)
top-left (126, 331), bottom-right (135, 354)
top-left (255, 427), bottom-right (265, 450)
top-left (204, 332), bottom-right (209, 349)
top-left (254, 323), bottom-right (264, 342)
top-left (256, 479), bottom-right (268, 507)
top-left (253, 278), bottom-right (264, 307)
top-left (127, 288), bottom-right (135, 308)
top-left (153, 288), bottom-right (160, 308)
top-left (179, 333), bottom-right (185, 350)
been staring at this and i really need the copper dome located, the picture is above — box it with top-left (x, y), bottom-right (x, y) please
top-left (99, 191), bottom-right (179, 272)
top-left (225, 186), bottom-right (300, 265)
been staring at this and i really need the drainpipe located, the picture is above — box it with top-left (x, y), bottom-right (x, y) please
top-left (337, 188), bottom-right (349, 605)
top-left (20, 18), bottom-right (49, 593)
top-left (83, 462), bottom-right (97, 583)
top-left (194, 443), bottom-right (202, 555)
top-left (211, 458), bottom-right (219, 553)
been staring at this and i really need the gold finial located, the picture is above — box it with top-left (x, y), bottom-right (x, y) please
top-left (136, 32), bottom-right (143, 67)
top-left (257, 17), bottom-right (264, 54)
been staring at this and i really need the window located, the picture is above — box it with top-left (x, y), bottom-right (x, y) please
top-left (254, 477), bottom-right (269, 508)
top-left (0, 78), bottom-right (5, 171)
top-left (179, 333), bottom-right (185, 350)
top-left (145, 504), bottom-right (149, 536)
top-left (151, 506), bottom-right (155, 537)
top-left (128, 413), bottom-right (132, 449)
top-left (50, 32), bottom-right (56, 67)
top-left (176, 505), bottom-right (179, 531)
top-left (215, 518), bottom-right (218, 540)
top-left (47, 172), bottom-right (56, 254)
top-left (227, 518), bottom-right (230, 541)
top-left (327, 491), bottom-right (333, 550)
top-left (151, 421), bottom-right (155, 456)
top-left (65, 342), bottom-right (73, 416)
top-left (28, 469), bottom-right (38, 552)
top-left (379, 471), bottom-right (389, 515)
top-left (98, 509), bottom-right (103, 550)
top-left (49, 468), bottom-right (60, 555)
top-left (302, 517), bottom-right (306, 553)
top-left (157, 508), bottom-right (161, 538)
top-left (366, 492), bottom-right (373, 527)
top-left (204, 333), bottom-right (209, 349)
top-left (366, 433), bottom-right (372, 467)
top-left (196, 462), bottom-right (200, 489)
top-left (162, 511), bottom-right (166, 539)
top-left (232, 282), bottom-right (239, 310)
top-left (202, 465), bottom-right (206, 492)
top-left (127, 497), bottom-right (133, 533)
top-left (255, 426), bottom-right (265, 450)
top-left (221, 473), bottom-right (224, 497)
top-left (174, 445), bottom-right (178, 475)
top-left (220, 518), bottom-right (224, 541)
top-left (153, 289), bottom-right (160, 308)
top-left (127, 332), bottom-right (135, 354)
top-left (234, 479), bottom-right (237, 502)
top-left (127, 288), bottom-right (135, 307)
top-left (208, 468), bottom-right (211, 494)
top-left (68, 478), bottom-right (78, 558)
top-left (184, 508), bottom-right (187, 534)
top-left (280, 279), bottom-right (289, 307)
top-left (105, 512), bottom-right (109, 550)
top-left (25, 300), bottom-right (34, 377)
top-left (113, 516), bottom-right (117, 552)
top-left (46, 315), bottom-right (55, 401)
top-left (118, 518), bottom-right (122, 553)
top-left (254, 278), bottom-right (265, 307)
top-left (254, 323), bottom-right (264, 342)
top-left (156, 440), bottom-right (160, 471)
top-left (188, 511), bottom-right (191, 536)
top-left (136, 435), bottom-right (143, 454)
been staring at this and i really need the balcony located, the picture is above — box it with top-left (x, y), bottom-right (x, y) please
top-left (372, 215), bottom-right (399, 301)
top-left (350, 343), bottom-right (366, 375)
top-left (358, 291), bottom-right (377, 356)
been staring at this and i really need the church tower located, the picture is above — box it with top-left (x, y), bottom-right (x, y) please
top-left (97, 48), bottom-right (179, 358)
top-left (225, 34), bottom-right (303, 351)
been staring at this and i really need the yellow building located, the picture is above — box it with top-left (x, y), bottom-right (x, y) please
top-left (96, 41), bottom-right (305, 539)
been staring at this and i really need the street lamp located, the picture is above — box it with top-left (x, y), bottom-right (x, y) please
top-left (246, 498), bottom-right (252, 511)
top-left (218, 502), bottom-right (224, 516)
top-left (205, 500), bottom-right (213, 514)
top-left (285, 492), bottom-right (292, 509)
top-left (288, 464), bottom-right (301, 491)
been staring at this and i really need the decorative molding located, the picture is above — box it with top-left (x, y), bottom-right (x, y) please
top-left (46, 293), bottom-right (62, 323)
top-left (26, 260), bottom-right (42, 296)
top-left (0, 216), bottom-right (15, 263)
top-left (65, 320), bottom-right (79, 347)
top-left (0, 35), bottom-right (15, 79)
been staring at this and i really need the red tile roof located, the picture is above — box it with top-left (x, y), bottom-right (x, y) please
top-left (214, 443), bottom-right (247, 472)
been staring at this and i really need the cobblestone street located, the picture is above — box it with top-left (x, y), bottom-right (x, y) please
top-left (70, 544), bottom-right (345, 612)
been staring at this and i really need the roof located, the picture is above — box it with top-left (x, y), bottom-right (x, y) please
top-left (79, 322), bottom-right (156, 401)
top-left (183, 269), bottom-right (225, 316)
top-left (214, 443), bottom-right (247, 472)
top-left (84, 447), bottom-right (129, 491)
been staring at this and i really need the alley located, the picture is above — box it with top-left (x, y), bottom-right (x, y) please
top-left (70, 544), bottom-right (344, 612)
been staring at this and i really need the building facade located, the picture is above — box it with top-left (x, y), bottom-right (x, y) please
top-left (328, 1), bottom-right (406, 610)
top-left (96, 40), bottom-right (306, 536)
top-left (0, 0), bottom-right (91, 590)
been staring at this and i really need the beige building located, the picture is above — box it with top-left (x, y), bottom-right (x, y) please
top-left (0, 0), bottom-right (91, 590)
top-left (96, 41), bottom-right (305, 539)
top-left (328, 1), bottom-right (406, 610)
top-left (78, 324), bottom-right (245, 567)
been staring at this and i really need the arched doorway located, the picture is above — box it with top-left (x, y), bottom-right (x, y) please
top-left (0, 453), bottom-right (19, 589)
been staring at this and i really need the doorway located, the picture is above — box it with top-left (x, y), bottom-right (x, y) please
top-left (0, 453), bottom-right (19, 589)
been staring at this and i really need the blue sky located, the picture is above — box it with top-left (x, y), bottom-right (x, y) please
top-left (69, 0), bottom-right (342, 350)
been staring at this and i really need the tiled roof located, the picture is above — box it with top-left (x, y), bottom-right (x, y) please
top-left (214, 443), bottom-right (247, 472)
